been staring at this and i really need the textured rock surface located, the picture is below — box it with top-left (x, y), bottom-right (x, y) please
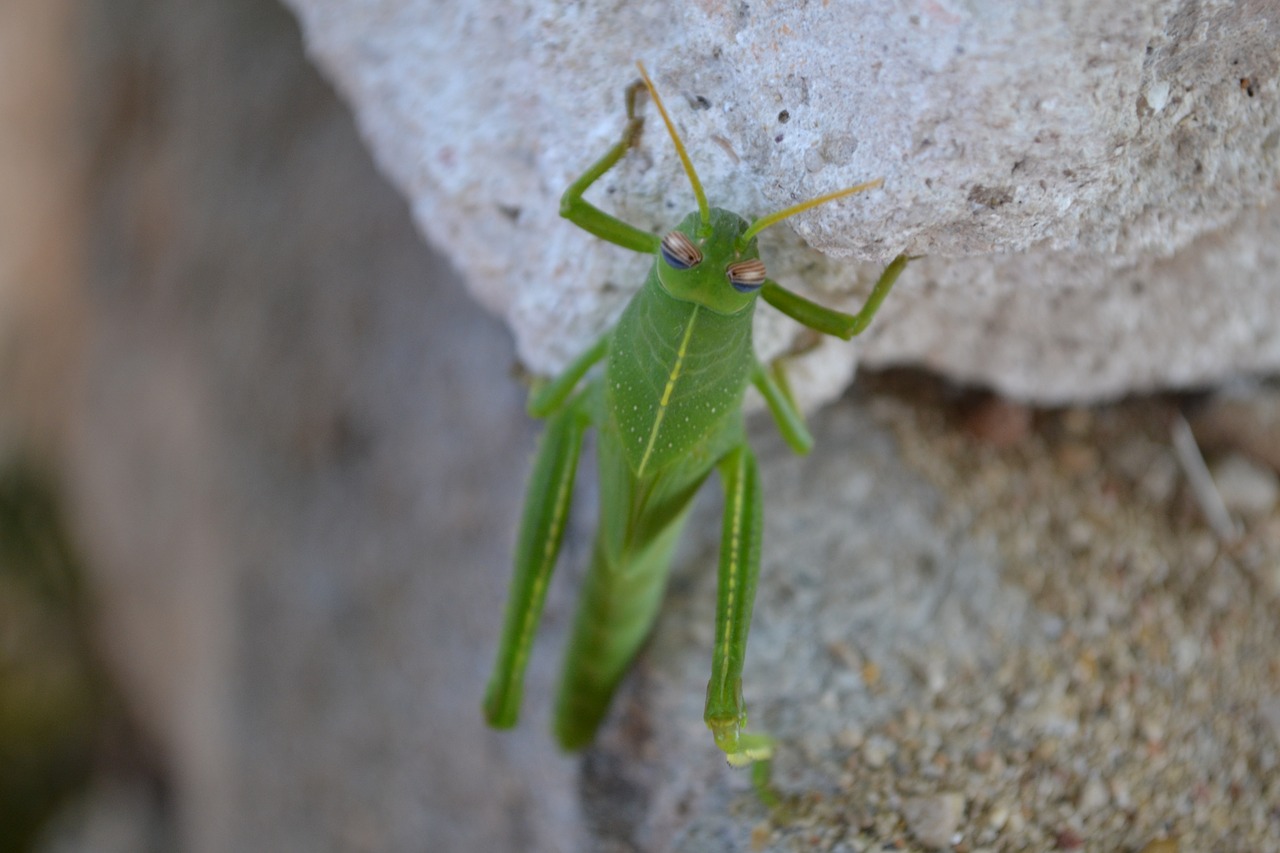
top-left (285, 0), bottom-right (1280, 404)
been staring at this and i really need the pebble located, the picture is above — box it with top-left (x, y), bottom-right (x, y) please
top-left (1260, 697), bottom-right (1280, 744)
top-left (1056, 442), bottom-right (1098, 475)
top-left (750, 821), bottom-right (773, 851)
top-left (1061, 406), bottom-right (1093, 436)
top-left (1137, 454), bottom-right (1178, 504)
top-left (902, 792), bottom-right (965, 850)
top-left (964, 397), bottom-right (1032, 448)
top-left (1210, 453), bottom-right (1279, 519)
top-left (835, 726), bottom-right (865, 750)
top-left (1055, 827), bottom-right (1085, 849)
top-left (1077, 775), bottom-right (1109, 813)
top-left (1065, 518), bottom-right (1095, 551)
top-left (862, 735), bottom-right (896, 768)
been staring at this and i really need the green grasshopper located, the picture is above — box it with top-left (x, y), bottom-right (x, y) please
top-left (483, 62), bottom-right (909, 780)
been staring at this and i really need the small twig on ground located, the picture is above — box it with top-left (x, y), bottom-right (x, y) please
top-left (1171, 412), bottom-right (1240, 543)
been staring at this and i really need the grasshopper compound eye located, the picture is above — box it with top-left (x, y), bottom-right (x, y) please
top-left (726, 258), bottom-right (766, 293)
top-left (660, 231), bottom-right (702, 270)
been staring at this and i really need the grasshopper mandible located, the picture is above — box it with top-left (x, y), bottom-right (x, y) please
top-left (484, 62), bottom-right (909, 782)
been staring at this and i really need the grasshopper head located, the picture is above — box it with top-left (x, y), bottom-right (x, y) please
top-left (654, 208), bottom-right (765, 315)
top-left (636, 61), bottom-right (883, 316)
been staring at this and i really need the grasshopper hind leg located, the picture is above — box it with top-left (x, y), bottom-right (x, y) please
top-left (705, 444), bottom-right (775, 773)
top-left (483, 392), bottom-right (591, 729)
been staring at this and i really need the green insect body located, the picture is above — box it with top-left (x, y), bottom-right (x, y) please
top-left (483, 62), bottom-right (909, 776)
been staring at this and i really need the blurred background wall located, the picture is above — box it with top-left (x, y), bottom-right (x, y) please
top-left (2, 0), bottom-right (580, 849)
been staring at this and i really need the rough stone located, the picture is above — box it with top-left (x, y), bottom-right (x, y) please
top-left (902, 792), bottom-right (965, 851)
top-left (1211, 452), bottom-right (1280, 519)
top-left (283, 0), bottom-right (1280, 404)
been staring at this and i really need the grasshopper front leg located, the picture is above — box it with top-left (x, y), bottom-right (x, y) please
top-left (559, 80), bottom-right (662, 255)
top-left (762, 253), bottom-right (910, 340)
top-left (705, 444), bottom-right (774, 770)
top-left (483, 392), bottom-right (591, 728)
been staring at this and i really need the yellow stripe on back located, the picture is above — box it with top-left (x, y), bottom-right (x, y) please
top-left (636, 307), bottom-right (699, 477)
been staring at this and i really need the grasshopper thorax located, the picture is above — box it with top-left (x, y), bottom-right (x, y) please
top-left (654, 208), bottom-right (765, 316)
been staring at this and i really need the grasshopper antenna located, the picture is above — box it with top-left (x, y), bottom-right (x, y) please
top-left (636, 60), bottom-right (711, 231)
top-left (739, 178), bottom-right (884, 247)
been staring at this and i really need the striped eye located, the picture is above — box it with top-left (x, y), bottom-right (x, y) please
top-left (726, 259), bottom-right (766, 293)
top-left (660, 231), bottom-right (702, 270)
